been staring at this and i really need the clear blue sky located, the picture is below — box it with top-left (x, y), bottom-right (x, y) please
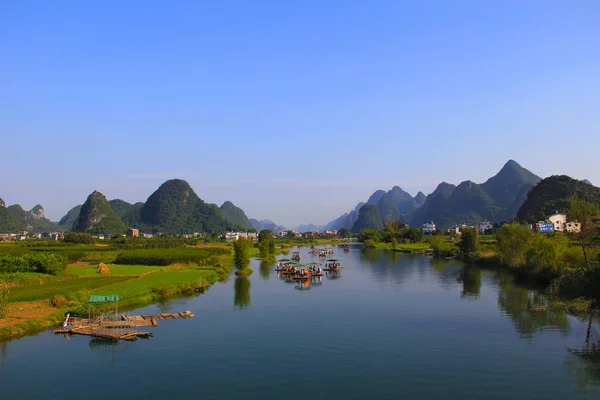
top-left (1, 1), bottom-right (599, 227)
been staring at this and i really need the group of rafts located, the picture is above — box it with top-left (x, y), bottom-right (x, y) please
top-left (309, 248), bottom-right (335, 257)
top-left (276, 253), bottom-right (343, 281)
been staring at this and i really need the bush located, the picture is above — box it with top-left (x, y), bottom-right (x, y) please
top-left (0, 253), bottom-right (67, 275)
top-left (50, 295), bottom-right (68, 307)
top-left (63, 233), bottom-right (95, 244)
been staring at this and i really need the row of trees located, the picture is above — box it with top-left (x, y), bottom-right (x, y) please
top-left (357, 221), bottom-right (424, 247)
top-left (496, 196), bottom-right (600, 302)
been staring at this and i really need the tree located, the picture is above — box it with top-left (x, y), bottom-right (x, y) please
top-left (358, 229), bottom-right (380, 243)
top-left (497, 223), bottom-right (534, 268)
top-left (458, 228), bottom-right (480, 262)
top-left (568, 196), bottom-right (600, 273)
top-left (63, 232), bottom-right (95, 244)
top-left (258, 229), bottom-right (275, 257)
top-left (233, 238), bottom-right (251, 270)
top-left (339, 228), bottom-right (352, 238)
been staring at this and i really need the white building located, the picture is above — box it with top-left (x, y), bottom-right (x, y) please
top-left (547, 213), bottom-right (581, 233)
top-left (478, 221), bottom-right (493, 234)
top-left (225, 232), bottom-right (240, 241)
top-left (422, 222), bottom-right (436, 232)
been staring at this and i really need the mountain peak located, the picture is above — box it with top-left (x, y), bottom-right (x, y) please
top-left (73, 191), bottom-right (127, 234)
top-left (220, 201), bottom-right (252, 230)
top-left (30, 204), bottom-right (45, 219)
top-left (481, 160), bottom-right (541, 208)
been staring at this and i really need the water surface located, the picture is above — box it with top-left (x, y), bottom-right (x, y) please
top-left (1, 246), bottom-right (599, 399)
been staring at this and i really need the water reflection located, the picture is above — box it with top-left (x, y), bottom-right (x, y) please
top-left (259, 260), bottom-right (272, 280)
top-left (496, 274), bottom-right (569, 338)
top-left (1, 341), bottom-right (6, 367)
top-left (567, 316), bottom-right (600, 390)
top-left (457, 267), bottom-right (482, 298)
top-left (234, 277), bottom-right (251, 310)
top-left (157, 299), bottom-right (174, 314)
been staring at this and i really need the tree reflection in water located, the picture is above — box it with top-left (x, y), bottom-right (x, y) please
top-left (567, 315), bottom-right (600, 391)
top-left (234, 277), bottom-right (251, 310)
top-left (457, 267), bottom-right (482, 298)
top-left (1, 342), bottom-right (6, 367)
top-left (259, 260), bottom-right (271, 280)
top-left (496, 273), bottom-right (569, 338)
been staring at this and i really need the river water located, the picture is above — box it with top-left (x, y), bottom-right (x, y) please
top-left (1, 246), bottom-right (599, 399)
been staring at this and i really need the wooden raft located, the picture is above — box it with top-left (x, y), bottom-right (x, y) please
top-left (54, 326), bottom-right (153, 341)
top-left (54, 310), bottom-right (195, 341)
top-left (121, 310), bottom-right (195, 327)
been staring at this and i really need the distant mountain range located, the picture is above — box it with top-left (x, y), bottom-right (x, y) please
top-left (0, 198), bottom-right (58, 233)
top-left (1, 160), bottom-right (595, 235)
top-left (249, 218), bottom-right (285, 232)
top-left (1, 179), bottom-right (279, 235)
top-left (325, 160), bottom-right (542, 231)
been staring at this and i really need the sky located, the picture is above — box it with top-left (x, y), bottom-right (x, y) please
top-left (1, 1), bottom-right (599, 228)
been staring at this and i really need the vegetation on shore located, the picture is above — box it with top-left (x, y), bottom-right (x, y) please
top-left (356, 196), bottom-right (600, 311)
top-left (0, 237), bottom-right (232, 342)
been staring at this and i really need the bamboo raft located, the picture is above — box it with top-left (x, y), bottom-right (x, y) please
top-left (293, 273), bottom-right (323, 280)
top-left (54, 310), bottom-right (195, 341)
top-left (54, 326), bottom-right (153, 341)
top-left (323, 267), bottom-right (343, 272)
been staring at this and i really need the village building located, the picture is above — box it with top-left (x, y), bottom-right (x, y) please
top-left (478, 221), bottom-right (493, 234)
top-left (547, 213), bottom-right (581, 233)
top-left (422, 222), bottom-right (436, 232)
top-left (127, 228), bottom-right (139, 238)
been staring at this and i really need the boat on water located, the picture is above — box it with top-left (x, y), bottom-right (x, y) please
top-left (323, 258), bottom-right (343, 271)
top-left (344, 245), bottom-right (351, 252)
top-left (291, 251), bottom-right (301, 261)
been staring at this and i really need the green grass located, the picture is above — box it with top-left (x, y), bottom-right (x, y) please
top-left (66, 264), bottom-right (164, 277)
top-left (7, 276), bottom-right (132, 303)
top-left (0, 272), bottom-right (62, 287)
top-left (115, 247), bottom-right (231, 266)
top-left (93, 267), bottom-right (219, 307)
top-left (374, 242), bottom-right (432, 252)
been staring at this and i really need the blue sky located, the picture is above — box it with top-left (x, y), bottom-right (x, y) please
top-left (1, 1), bottom-right (599, 227)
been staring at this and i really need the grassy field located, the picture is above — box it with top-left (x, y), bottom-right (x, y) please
top-left (66, 264), bottom-right (164, 277)
top-left (93, 267), bottom-right (220, 307)
top-left (7, 276), bottom-right (133, 303)
top-left (373, 242), bottom-right (432, 252)
top-left (0, 242), bottom-right (232, 341)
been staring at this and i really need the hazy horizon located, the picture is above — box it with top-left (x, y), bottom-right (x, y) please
top-left (2, 1), bottom-right (599, 227)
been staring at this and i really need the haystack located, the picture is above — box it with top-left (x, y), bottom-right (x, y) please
top-left (97, 262), bottom-right (110, 274)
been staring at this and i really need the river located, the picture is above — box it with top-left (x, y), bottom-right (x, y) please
top-left (1, 246), bottom-right (599, 399)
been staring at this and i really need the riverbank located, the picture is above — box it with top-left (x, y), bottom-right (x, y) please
top-left (0, 244), bottom-right (232, 342)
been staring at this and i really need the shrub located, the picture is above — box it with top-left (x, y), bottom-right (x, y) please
top-left (0, 253), bottom-right (67, 275)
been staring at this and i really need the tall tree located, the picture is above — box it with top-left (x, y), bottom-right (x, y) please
top-left (458, 227), bottom-right (480, 261)
top-left (233, 238), bottom-right (251, 270)
top-left (568, 196), bottom-right (600, 273)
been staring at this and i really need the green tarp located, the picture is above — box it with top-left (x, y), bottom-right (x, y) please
top-left (89, 295), bottom-right (120, 303)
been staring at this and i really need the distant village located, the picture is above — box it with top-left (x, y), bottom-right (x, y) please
top-left (423, 211), bottom-right (581, 235)
top-left (0, 212), bottom-right (580, 242)
top-left (0, 227), bottom-right (343, 242)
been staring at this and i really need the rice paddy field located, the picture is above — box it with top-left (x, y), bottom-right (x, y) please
top-left (0, 241), bottom-right (233, 341)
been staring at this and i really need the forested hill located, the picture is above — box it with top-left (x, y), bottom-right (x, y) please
top-left (219, 201), bottom-right (253, 231)
top-left (517, 175), bottom-right (600, 223)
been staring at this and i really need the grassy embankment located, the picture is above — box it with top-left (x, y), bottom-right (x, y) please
top-left (0, 242), bottom-right (232, 342)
